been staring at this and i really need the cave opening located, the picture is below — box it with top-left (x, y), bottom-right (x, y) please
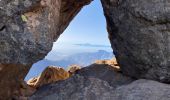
top-left (25, 0), bottom-right (115, 81)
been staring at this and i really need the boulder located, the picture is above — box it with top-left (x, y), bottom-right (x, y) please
top-left (101, 0), bottom-right (170, 82)
top-left (0, 0), bottom-right (91, 99)
top-left (30, 65), bottom-right (170, 100)
top-left (30, 76), bottom-right (170, 100)
top-left (30, 75), bottom-right (116, 100)
top-left (27, 66), bottom-right (70, 88)
top-left (111, 79), bottom-right (170, 100)
top-left (30, 64), bottom-right (134, 100)
top-left (76, 64), bottom-right (133, 88)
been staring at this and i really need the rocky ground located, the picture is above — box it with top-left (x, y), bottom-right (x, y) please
top-left (14, 59), bottom-right (170, 100)
top-left (28, 62), bottom-right (170, 100)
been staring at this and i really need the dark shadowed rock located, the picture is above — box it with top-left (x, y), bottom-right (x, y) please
top-left (30, 75), bottom-right (115, 100)
top-left (0, 0), bottom-right (91, 99)
top-left (76, 64), bottom-right (134, 88)
top-left (112, 79), bottom-right (170, 100)
top-left (30, 76), bottom-right (170, 100)
top-left (30, 64), bottom-right (134, 100)
top-left (0, 64), bottom-right (31, 99)
top-left (101, 0), bottom-right (170, 82)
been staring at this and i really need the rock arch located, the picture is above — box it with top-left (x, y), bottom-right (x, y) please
top-left (0, 0), bottom-right (170, 99)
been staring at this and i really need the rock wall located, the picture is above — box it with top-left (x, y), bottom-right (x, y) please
top-left (101, 0), bottom-right (170, 82)
top-left (0, 0), bottom-right (91, 99)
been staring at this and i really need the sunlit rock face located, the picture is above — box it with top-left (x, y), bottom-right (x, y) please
top-left (101, 0), bottom-right (170, 83)
top-left (0, 0), bottom-right (91, 99)
top-left (27, 66), bottom-right (70, 88)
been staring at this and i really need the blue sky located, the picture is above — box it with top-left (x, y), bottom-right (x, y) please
top-left (46, 0), bottom-right (112, 58)
top-left (56, 0), bottom-right (110, 45)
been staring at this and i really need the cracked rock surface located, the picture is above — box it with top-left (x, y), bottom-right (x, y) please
top-left (101, 0), bottom-right (170, 83)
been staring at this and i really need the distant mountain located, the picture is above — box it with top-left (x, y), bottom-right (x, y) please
top-left (74, 43), bottom-right (110, 47)
top-left (25, 50), bottom-right (114, 80)
top-left (63, 50), bottom-right (113, 66)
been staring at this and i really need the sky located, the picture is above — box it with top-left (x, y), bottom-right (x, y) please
top-left (56, 0), bottom-right (109, 45)
top-left (45, 0), bottom-right (112, 58)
